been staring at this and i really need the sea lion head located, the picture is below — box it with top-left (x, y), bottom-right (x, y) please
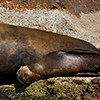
top-left (17, 65), bottom-right (40, 85)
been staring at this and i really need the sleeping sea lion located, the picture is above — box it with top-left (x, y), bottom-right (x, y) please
top-left (0, 23), bottom-right (99, 85)
top-left (17, 50), bottom-right (100, 85)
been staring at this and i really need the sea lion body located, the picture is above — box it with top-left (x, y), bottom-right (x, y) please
top-left (17, 50), bottom-right (100, 85)
top-left (0, 23), bottom-right (99, 84)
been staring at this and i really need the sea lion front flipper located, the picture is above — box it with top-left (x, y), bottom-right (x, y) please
top-left (74, 72), bottom-right (98, 76)
top-left (63, 49), bottom-right (100, 55)
top-left (17, 50), bottom-right (100, 85)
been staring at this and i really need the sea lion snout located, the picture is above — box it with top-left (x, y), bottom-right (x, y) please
top-left (17, 65), bottom-right (40, 85)
top-left (17, 65), bottom-right (33, 84)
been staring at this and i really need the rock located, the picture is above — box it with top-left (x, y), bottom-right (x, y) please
top-left (0, 90), bottom-right (12, 100)
top-left (0, 77), bottom-right (100, 100)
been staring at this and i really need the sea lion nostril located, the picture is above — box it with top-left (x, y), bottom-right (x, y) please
top-left (19, 76), bottom-right (23, 80)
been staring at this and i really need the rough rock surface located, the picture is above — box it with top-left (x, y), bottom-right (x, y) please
top-left (0, 77), bottom-right (100, 100)
top-left (18, 0), bottom-right (100, 17)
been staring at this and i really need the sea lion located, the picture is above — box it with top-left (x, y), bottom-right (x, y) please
top-left (17, 50), bottom-right (100, 85)
top-left (0, 23), bottom-right (99, 85)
